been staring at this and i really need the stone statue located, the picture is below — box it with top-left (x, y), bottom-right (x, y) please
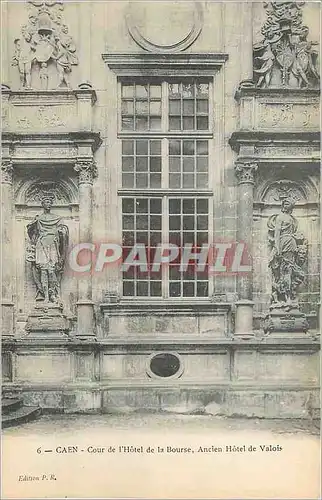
top-left (267, 197), bottom-right (307, 310)
top-left (12, 27), bottom-right (36, 89)
top-left (54, 25), bottom-right (78, 89)
top-left (253, 1), bottom-right (320, 88)
top-left (26, 191), bottom-right (69, 303)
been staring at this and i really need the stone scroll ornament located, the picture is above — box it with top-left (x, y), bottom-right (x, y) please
top-left (12, 1), bottom-right (78, 90)
top-left (267, 193), bottom-right (307, 311)
top-left (26, 186), bottom-right (69, 304)
top-left (253, 1), bottom-right (320, 88)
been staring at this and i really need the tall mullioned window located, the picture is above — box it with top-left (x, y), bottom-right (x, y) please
top-left (119, 78), bottom-right (212, 298)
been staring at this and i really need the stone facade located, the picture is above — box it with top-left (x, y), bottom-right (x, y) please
top-left (1, 1), bottom-right (320, 418)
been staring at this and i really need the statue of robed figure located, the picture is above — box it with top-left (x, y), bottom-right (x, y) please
top-left (26, 191), bottom-right (69, 303)
top-left (267, 197), bottom-right (307, 311)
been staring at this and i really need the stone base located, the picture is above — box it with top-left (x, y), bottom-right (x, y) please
top-left (25, 303), bottom-right (69, 338)
top-left (264, 307), bottom-right (309, 336)
top-left (2, 385), bottom-right (320, 419)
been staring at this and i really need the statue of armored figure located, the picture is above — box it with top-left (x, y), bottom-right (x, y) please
top-left (26, 191), bottom-right (69, 304)
top-left (267, 197), bottom-right (308, 311)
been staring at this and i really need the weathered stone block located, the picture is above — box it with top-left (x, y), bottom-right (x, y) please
top-left (15, 352), bottom-right (72, 383)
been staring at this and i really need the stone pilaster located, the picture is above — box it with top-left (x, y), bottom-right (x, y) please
top-left (240, 2), bottom-right (253, 83)
top-left (234, 161), bottom-right (258, 337)
top-left (74, 159), bottom-right (97, 339)
top-left (1, 160), bottom-right (14, 337)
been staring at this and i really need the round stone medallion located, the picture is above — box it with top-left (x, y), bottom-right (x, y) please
top-left (126, 1), bottom-right (203, 53)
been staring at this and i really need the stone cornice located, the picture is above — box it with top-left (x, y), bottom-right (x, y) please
top-left (102, 52), bottom-right (229, 76)
top-left (2, 132), bottom-right (102, 152)
top-left (100, 300), bottom-right (232, 316)
top-left (235, 84), bottom-right (321, 101)
top-left (1, 337), bottom-right (320, 352)
top-left (1, 87), bottom-right (97, 105)
top-left (229, 131), bottom-right (321, 153)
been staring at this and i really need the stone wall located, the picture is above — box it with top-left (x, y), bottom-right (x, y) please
top-left (1, 1), bottom-right (320, 418)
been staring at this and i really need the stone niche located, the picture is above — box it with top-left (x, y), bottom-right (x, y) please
top-left (252, 174), bottom-right (320, 331)
top-left (13, 173), bottom-right (80, 335)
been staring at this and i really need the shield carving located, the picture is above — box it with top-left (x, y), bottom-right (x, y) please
top-left (34, 39), bottom-right (55, 63)
top-left (276, 42), bottom-right (295, 70)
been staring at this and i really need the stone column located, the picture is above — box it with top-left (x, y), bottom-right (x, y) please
top-left (74, 159), bottom-right (97, 339)
top-left (234, 162), bottom-right (258, 337)
top-left (1, 160), bottom-right (14, 337)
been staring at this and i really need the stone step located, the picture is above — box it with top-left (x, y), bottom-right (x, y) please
top-left (2, 398), bottom-right (24, 415)
top-left (2, 406), bottom-right (42, 429)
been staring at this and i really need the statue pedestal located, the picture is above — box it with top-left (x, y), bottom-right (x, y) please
top-left (264, 307), bottom-right (309, 337)
top-left (25, 303), bottom-right (69, 338)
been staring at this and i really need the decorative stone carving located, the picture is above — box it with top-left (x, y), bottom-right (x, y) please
top-left (74, 160), bottom-right (97, 185)
top-left (235, 162), bottom-right (258, 184)
top-left (126, 1), bottom-right (203, 53)
top-left (1, 160), bottom-right (13, 185)
top-left (26, 185), bottom-right (69, 303)
top-left (267, 179), bottom-right (304, 204)
top-left (258, 102), bottom-right (319, 129)
top-left (253, 1), bottom-right (320, 88)
top-left (12, 1), bottom-right (78, 90)
top-left (264, 192), bottom-right (309, 335)
top-left (25, 182), bottom-right (66, 205)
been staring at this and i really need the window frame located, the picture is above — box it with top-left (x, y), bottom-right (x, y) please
top-left (103, 52), bottom-right (228, 301)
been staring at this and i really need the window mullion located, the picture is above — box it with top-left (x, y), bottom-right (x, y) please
top-left (162, 196), bottom-right (169, 299)
top-left (162, 81), bottom-right (169, 132)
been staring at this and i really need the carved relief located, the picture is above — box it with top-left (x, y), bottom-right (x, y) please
top-left (253, 1), bottom-right (319, 88)
top-left (254, 145), bottom-right (320, 158)
top-left (258, 102), bottom-right (319, 128)
top-left (12, 1), bottom-right (78, 90)
top-left (15, 176), bottom-right (79, 206)
top-left (12, 103), bottom-right (74, 131)
top-left (263, 180), bottom-right (306, 204)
